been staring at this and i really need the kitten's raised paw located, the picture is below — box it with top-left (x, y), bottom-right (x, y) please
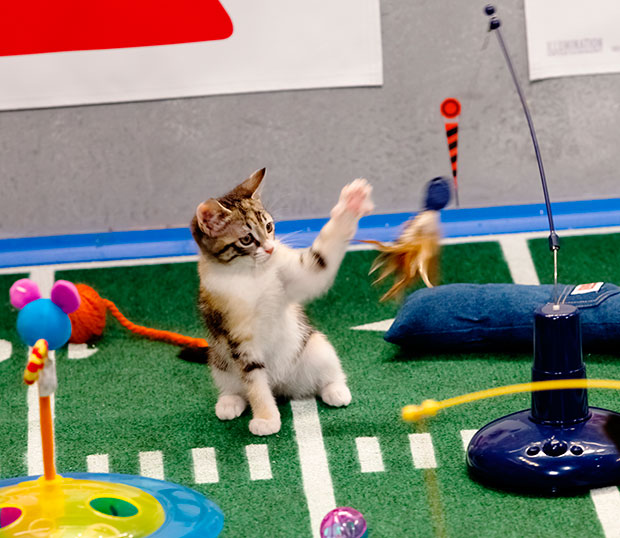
top-left (331, 178), bottom-right (374, 222)
top-left (216, 394), bottom-right (247, 420)
top-left (321, 382), bottom-right (352, 407)
top-left (249, 417), bottom-right (281, 436)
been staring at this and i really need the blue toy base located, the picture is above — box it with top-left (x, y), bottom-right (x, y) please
top-left (467, 407), bottom-right (620, 495)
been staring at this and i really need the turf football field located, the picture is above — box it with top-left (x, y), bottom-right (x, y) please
top-left (1, 230), bottom-right (620, 537)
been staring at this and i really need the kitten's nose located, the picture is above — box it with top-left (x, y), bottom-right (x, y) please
top-left (264, 245), bottom-right (274, 255)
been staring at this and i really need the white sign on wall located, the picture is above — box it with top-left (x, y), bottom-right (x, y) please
top-left (524, 0), bottom-right (620, 80)
top-left (0, 0), bottom-right (382, 110)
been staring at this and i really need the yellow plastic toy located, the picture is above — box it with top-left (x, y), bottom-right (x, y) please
top-left (2, 335), bottom-right (166, 537)
top-left (1, 277), bottom-right (224, 537)
top-left (0, 475), bottom-right (165, 537)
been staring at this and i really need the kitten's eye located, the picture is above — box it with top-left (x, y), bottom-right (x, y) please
top-left (239, 234), bottom-right (254, 246)
top-left (266, 222), bottom-right (274, 233)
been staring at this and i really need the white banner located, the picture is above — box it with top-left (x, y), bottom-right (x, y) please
top-left (0, 0), bottom-right (382, 110)
top-left (524, 0), bottom-right (620, 81)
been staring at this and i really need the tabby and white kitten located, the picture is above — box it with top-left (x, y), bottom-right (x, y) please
top-left (190, 168), bottom-right (373, 436)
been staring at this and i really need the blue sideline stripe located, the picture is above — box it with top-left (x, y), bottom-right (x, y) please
top-left (1, 198), bottom-right (619, 268)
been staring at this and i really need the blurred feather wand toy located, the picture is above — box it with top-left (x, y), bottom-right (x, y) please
top-left (360, 176), bottom-right (452, 301)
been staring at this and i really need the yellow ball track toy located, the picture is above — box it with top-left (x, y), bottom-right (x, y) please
top-left (1, 278), bottom-right (224, 537)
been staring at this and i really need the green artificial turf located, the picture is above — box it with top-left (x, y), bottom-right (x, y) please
top-left (0, 235), bottom-right (619, 537)
top-left (529, 233), bottom-right (620, 285)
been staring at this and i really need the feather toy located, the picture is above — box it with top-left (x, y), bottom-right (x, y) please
top-left (362, 176), bottom-right (451, 301)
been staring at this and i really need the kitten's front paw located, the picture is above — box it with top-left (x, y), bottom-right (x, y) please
top-left (321, 382), bottom-right (352, 407)
top-left (249, 416), bottom-right (281, 436)
top-left (216, 394), bottom-right (247, 420)
top-left (331, 178), bottom-right (374, 223)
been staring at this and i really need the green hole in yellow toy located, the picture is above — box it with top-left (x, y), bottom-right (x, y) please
top-left (90, 497), bottom-right (139, 518)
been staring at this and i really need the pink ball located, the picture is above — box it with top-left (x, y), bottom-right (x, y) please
top-left (50, 280), bottom-right (81, 314)
top-left (9, 279), bottom-right (40, 310)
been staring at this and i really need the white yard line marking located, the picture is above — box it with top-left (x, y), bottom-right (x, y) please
top-left (0, 339), bottom-right (12, 362)
top-left (498, 235), bottom-right (540, 285)
top-left (87, 453), bottom-right (110, 473)
top-left (191, 447), bottom-right (219, 484)
top-left (68, 343), bottom-right (99, 360)
top-left (28, 267), bottom-right (56, 296)
top-left (590, 487), bottom-right (620, 538)
top-left (351, 319), bottom-right (394, 332)
top-left (355, 436), bottom-right (385, 473)
top-left (291, 399), bottom-right (336, 538)
top-left (27, 267), bottom-right (56, 477)
top-left (347, 243), bottom-right (380, 252)
top-left (408, 433), bottom-right (438, 469)
top-left (245, 444), bottom-right (273, 481)
top-left (460, 430), bottom-right (478, 452)
top-left (0, 255), bottom-right (198, 275)
top-left (139, 450), bottom-right (164, 480)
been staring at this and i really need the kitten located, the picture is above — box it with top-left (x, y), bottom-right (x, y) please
top-left (189, 168), bottom-right (373, 436)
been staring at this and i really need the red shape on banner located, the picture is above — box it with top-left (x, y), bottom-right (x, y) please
top-left (0, 1), bottom-right (233, 57)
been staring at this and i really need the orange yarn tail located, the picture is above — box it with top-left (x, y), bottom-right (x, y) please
top-left (103, 299), bottom-right (209, 348)
top-left (69, 283), bottom-right (208, 349)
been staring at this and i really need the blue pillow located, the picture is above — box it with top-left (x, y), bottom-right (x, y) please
top-left (384, 283), bottom-right (620, 353)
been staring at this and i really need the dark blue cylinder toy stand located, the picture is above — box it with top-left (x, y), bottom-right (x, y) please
top-left (467, 303), bottom-right (620, 494)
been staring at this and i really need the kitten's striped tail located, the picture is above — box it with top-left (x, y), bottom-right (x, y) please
top-left (178, 346), bottom-right (210, 364)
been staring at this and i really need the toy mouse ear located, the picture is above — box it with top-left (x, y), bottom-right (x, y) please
top-left (10, 279), bottom-right (41, 310)
top-left (50, 280), bottom-right (81, 314)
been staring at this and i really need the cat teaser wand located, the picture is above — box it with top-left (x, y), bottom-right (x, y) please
top-left (402, 379), bottom-right (620, 422)
top-left (400, 6), bottom-right (620, 495)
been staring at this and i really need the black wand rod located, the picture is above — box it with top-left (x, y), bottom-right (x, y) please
top-left (485, 5), bottom-right (560, 293)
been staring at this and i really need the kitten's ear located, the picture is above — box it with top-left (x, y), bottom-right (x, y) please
top-left (195, 199), bottom-right (233, 237)
top-left (232, 168), bottom-right (265, 199)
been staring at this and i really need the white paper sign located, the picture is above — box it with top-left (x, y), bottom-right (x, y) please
top-left (524, 0), bottom-right (620, 80)
top-left (0, 0), bottom-right (382, 111)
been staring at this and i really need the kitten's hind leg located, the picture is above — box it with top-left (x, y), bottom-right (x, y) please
top-left (302, 332), bottom-right (352, 407)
